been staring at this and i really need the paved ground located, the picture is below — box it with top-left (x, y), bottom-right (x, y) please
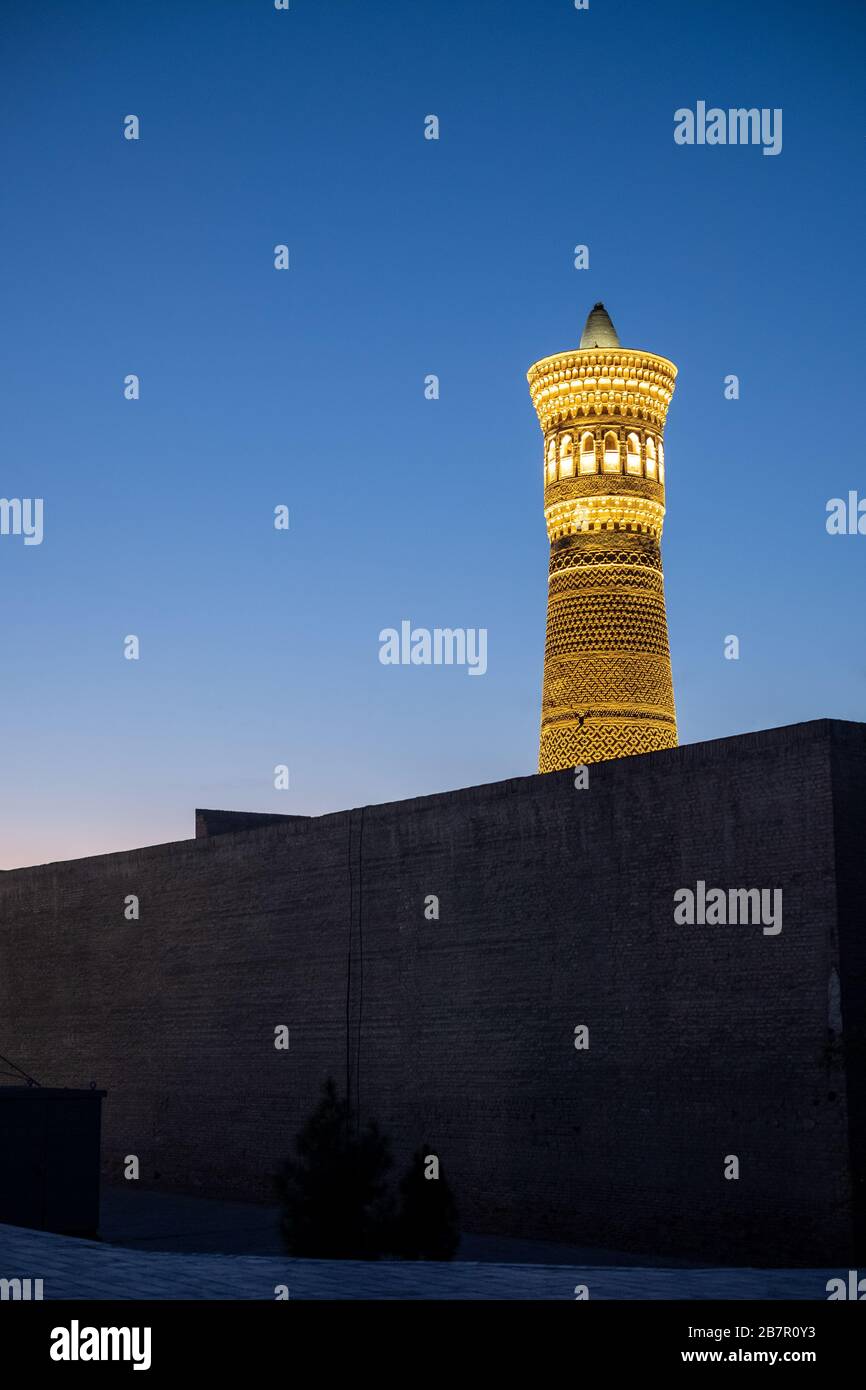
top-left (0, 1222), bottom-right (836, 1300)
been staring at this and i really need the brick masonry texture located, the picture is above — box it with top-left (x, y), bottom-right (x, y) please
top-left (1, 719), bottom-right (863, 1265)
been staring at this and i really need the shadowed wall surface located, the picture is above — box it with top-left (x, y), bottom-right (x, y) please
top-left (1, 719), bottom-right (863, 1264)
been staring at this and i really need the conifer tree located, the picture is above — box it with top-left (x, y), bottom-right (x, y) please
top-left (276, 1079), bottom-right (394, 1258)
top-left (395, 1146), bottom-right (459, 1260)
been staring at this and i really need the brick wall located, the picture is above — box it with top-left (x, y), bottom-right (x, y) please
top-left (1, 719), bottom-right (862, 1264)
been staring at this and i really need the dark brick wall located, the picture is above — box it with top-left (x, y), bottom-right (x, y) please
top-left (194, 808), bottom-right (310, 839)
top-left (831, 723), bottom-right (866, 1257)
top-left (0, 719), bottom-right (862, 1264)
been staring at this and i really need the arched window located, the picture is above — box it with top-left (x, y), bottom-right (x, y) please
top-left (603, 430), bottom-right (620, 472)
top-left (559, 433), bottom-right (574, 478)
top-left (546, 438), bottom-right (557, 482)
top-left (645, 436), bottom-right (657, 478)
top-left (579, 432), bottom-right (596, 474)
top-left (626, 432), bottom-right (642, 475)
top-left (658, 441), bottom-right (665, 484)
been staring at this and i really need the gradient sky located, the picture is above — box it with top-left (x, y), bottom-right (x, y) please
top-left (2, 0), bottom-right (864, 869)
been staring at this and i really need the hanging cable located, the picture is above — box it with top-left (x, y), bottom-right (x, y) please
top-left (0, 1051), bottom-right (40, 1086)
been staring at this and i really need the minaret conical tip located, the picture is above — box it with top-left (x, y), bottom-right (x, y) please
top-left (579, 302), bottom-right (620, 349)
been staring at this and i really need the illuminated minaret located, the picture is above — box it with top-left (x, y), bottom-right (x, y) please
top-left (527, 303), bottom-right (678, 771)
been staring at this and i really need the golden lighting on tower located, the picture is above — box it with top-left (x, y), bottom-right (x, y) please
top-left (527, 303), bottom-right (678, 771)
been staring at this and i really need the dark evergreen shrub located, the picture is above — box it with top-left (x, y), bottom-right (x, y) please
top-left (394, 1146), bottom-right (459, 1260)
top-left (275, 1078), bottom-right (394, 1259)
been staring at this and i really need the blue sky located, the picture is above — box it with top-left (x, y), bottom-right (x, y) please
top-left (2, 0), bottom-right (864, 867)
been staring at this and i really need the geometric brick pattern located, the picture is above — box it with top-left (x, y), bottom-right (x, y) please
top-left (539, 716), bottom-right (677, 770)
top-left (547, 536), bottom-right (664, 569)
top-left (544, 589), bottom-right (673, 660)
top-left (542, 652), bottom-right (675, 715)
top-left (547, 563), bottom-right (666, 601)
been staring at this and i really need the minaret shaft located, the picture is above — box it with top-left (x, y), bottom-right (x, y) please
top-left (527, 307), bottom-right (678, 770)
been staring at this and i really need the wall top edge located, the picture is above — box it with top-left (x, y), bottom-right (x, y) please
top-left (0, 720), bottom-right (860, 881)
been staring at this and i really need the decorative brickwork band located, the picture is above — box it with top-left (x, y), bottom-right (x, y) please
top-left (528, 304), bottom-right (678, 770)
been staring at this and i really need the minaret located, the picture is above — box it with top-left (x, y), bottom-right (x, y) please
top-left (527, 303), bottom-right (678, 771)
